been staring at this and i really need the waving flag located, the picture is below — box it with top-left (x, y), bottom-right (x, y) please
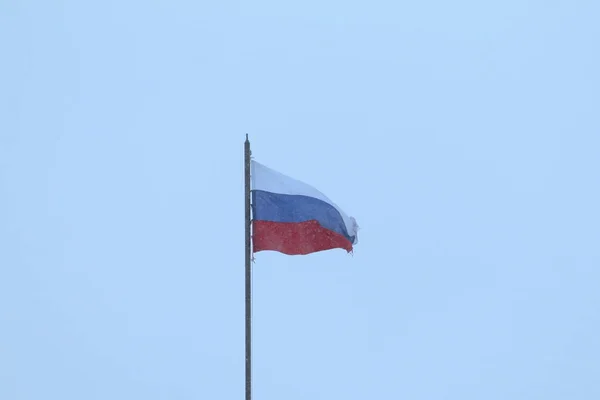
top-left (251, 160), bottom-right (358, 255)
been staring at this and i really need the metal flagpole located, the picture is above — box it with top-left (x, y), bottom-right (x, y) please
top-left (244, 134), bottom-right (252, 400)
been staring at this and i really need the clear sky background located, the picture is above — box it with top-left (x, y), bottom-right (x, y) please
top-left (1, 0), bottom-right (599, 399)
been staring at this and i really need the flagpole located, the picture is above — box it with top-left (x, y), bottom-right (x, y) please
top-left (244, 134), bottom-right (252, 400)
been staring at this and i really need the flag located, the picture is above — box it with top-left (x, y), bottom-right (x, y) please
top-left (251, 160), bottom-right (359, 255)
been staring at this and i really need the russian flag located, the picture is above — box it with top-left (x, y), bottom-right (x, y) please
top-left (251, 160), bottom-right (359, 255)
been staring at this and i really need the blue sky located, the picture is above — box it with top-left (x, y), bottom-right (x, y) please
top-left (1, 0), bottom-right (599, 399)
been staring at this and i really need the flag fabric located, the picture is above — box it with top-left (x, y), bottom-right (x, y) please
top-left (251, 160), bottom-right (359, 255)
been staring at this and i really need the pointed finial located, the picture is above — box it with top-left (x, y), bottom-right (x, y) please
top-left (246, 133), bottom-right (249, 141)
